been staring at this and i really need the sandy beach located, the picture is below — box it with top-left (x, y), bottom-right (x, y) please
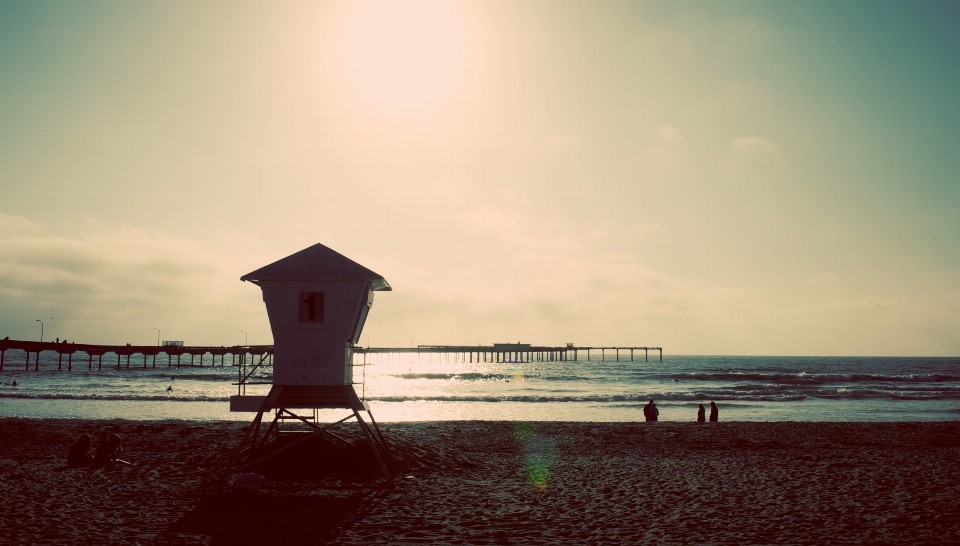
top-left (1, 418), bottom-right (958, 545)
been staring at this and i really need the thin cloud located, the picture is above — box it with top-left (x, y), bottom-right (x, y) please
top-left (657, 125), bottom-right (682, 142)
top-left (0, 213), bottom-right (42, 236)
top-left (0, 215), bottom-right (265, 344)
top-left (731, 136), bottom-right (779, 155)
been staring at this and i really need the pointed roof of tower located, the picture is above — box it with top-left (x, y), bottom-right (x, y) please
top-left (240, 243), bottom-right (391, 291)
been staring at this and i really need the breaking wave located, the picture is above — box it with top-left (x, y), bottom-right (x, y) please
top-left (665, 372), bottom-right (957, 384)
top-left (0, 392), bottom-right (231, 402)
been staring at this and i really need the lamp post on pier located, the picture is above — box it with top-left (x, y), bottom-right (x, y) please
top-left (241, 330), bottom-right (248, 346)
top-left (36, 317), bottom-right (53, 342)
top-left (153, 327), bottom-right (161, 346)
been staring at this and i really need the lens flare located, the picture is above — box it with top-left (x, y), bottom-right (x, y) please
top-left (513, 422), bottom-right (536, 442)
top-left (513, 423), bottom-right (557, 490)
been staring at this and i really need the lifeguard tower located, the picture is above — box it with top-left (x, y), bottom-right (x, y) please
top-left (230, 243), bottom-right (396, 480)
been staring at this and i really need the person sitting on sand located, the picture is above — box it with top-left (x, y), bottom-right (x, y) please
top-left (67, 434), bottom-right (94, 467)
top-left (697, 404), bottom-right (706, 423)
top-left (709, 401), bottom-right (718, 422)
top-left (93, 434), bottom-right (123, 467)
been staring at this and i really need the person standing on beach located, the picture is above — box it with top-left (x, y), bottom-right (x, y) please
top-left (643, 400), bottom-right (654, 422)
top-left (709, 401), bottom-right (718, 422)
top-left (697, 404), bottom-right (705, 422)
top-left (649, 401), bottom-right (659, 422)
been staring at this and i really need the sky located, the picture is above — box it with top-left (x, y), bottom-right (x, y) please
top-left (1, 0), bottom-right (959, 356)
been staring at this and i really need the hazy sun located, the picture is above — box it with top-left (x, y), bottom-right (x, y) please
top-left (334, 0), bottom-right (474, 119)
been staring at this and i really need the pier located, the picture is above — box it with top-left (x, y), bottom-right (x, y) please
top-left (0, 339), bottom-right (662, 372)
top-left (0, 339), bottom-right (272, 372)
top-left (361, 344), bottom-right (663, 363)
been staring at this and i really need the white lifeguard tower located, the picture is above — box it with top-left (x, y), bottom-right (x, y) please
top-left (230, 243), bottom-right (396, 480)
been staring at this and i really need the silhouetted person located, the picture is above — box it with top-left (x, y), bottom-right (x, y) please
top-left (55, 337), bottom-right (59, 343)
top-left (709, 401), bottom-right (718, 422)
top-left (11, 380), bottom-right (16, 387)
top-left (644, 400), bottom-right (659, 422)
top-left (94, 434), bottom-right (123, 467)
top-left (67, 434), bottom-right (94, 467)
top-left (697, 404), bottom-right (705, 423)
top-left (166, 385), bottom-right (173, 391)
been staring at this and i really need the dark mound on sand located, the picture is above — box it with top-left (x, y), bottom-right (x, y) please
top-left (242, 425), bottom-right (479, 483)
top-left (244, 429), bottom-right (402, 483)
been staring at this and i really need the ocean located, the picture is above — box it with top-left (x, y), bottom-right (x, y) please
top-left (1, 350), bottom-right (959, 422)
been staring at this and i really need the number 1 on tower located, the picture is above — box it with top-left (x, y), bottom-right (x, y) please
top-left (298, 292), bottom-right (324, 323)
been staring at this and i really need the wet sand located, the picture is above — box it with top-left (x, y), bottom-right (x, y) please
top-left (1, 418), bottom-right (958, 545)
